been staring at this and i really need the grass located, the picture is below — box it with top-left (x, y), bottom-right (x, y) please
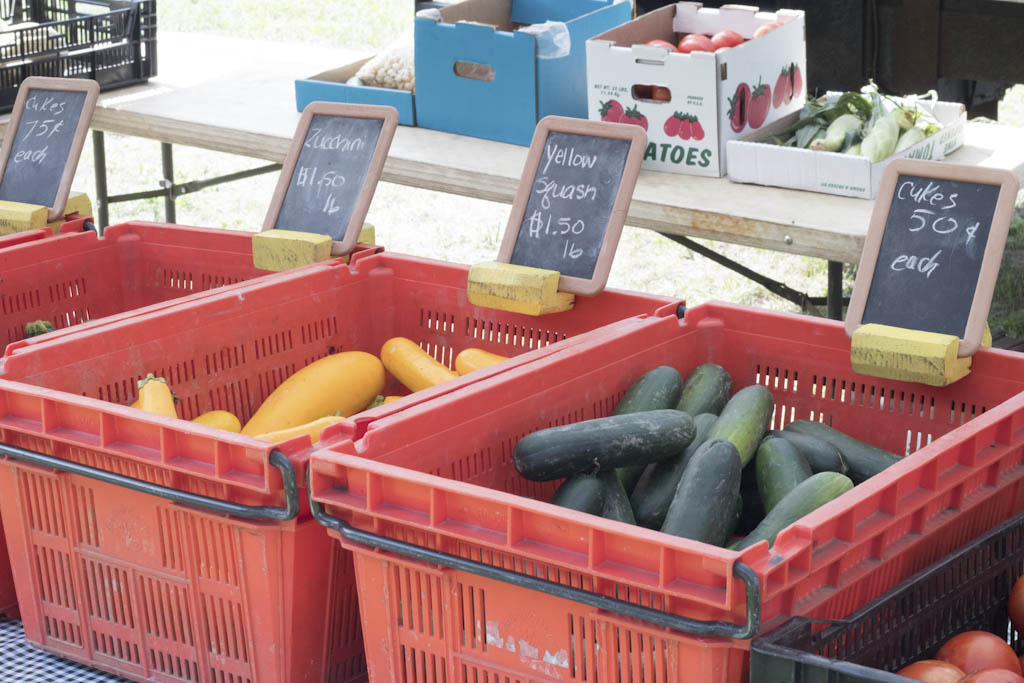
top-left (64, 1), bottom-right (1022, 320)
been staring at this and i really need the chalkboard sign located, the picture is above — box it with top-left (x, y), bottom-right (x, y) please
top-left (497, 116), bottom-right (646, 296)
top-left (0, 77), bottom-right (99, 221)
top-left (846, 159), bottom-right (1019, 357)
top-left (263, 102), bottom-right (398, 255)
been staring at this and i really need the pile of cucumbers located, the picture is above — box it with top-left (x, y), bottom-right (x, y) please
top-left (513, 364), bottom-right (902, 550)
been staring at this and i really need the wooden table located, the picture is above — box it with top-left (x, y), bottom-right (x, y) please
top-left (4, 31), bottom-right (1024, 313)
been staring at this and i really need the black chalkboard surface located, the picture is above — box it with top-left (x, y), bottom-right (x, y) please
top-left (263, 102), bottom-right (399, 255)
top-left (509, 131), bottom-right (630, 279)
top-left (846, 159), bottom-right (1019, 357)
top-left (0, 79), bottom-right (98, 219)
top-left (498, 117), bottom-right (646, 296)
top-left (862, 174), bottom-right (999, 338)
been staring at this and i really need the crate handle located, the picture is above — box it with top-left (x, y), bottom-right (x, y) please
top-left (0, 443), bottom-right (299, 521)
top-left (309, 483), bottom-right (761, 639)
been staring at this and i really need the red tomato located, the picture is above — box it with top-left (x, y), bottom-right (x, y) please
top-left (644, 39), bottom-right (677, 50)
top-left (663, 113), bottom-right (683, 137)
top-left (959, 670), bottom-right (1024, 683)
top-left (895, 660), bottom-right (965, 683)
top-left (621, 104), bottom-right (648, 131)
top-left (677, 34), bottom-right (715, 53)
top-left (936, 632), bottom-right (1022, 676)
top-left (747, 80), bottom-right (771, 128)
top-left (677, 115), bottom-right (692, 140)
top-left (651, 86), bottom-right (671, 101)
top-left (728, 82), bottom-right (750, 133)
top-left (711, 29), bottom-right (744, 49)
top-left (1009, 575), bottom-right (1024, 636)
top-left (790, 63), bottom-right (803, 97)
top-left (690, 116), bottom-right (705, 141)
top-left (599, 99), bottom-right (624, 123)
top-left (752, 22), bottom-right (779, 39)
top-left (773, 66), bottom-right (793, 108)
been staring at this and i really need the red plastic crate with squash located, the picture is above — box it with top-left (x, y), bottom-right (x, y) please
top-left (0, 219), bottom-right (286, 620)
top-left (308, 302), bottom-right (1024, 683)
top-left (0, 251), bottom-right (674, 682)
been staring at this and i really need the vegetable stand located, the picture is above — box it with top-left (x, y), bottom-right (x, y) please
top-left (6, 32), bottom-right (1024, 315)
top-left (0, 250), bottom-right (674, 682)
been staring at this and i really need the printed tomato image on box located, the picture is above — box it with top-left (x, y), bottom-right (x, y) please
top-left (586, 2), bottom-right (806, 176)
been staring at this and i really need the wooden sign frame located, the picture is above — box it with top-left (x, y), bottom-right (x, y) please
top-left (496, 116), bottom-right (647, 296)
top-left (845, 158), bottom-right (1019, 357)
top-left (0, 77), bottom-right (99, 221)
top-left (262, 101), bottom-right (399, 255)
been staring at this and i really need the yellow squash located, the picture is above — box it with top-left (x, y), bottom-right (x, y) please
top-left (380, 337), bottom-right (457, 393)
top-left (192, 410), bottom-right (242, 433)
top-left (455, 348), bottom-right (509, 376)
top-left (241, 351), bottom-right (384, 436)
top-left (382, 396), bottom-right (403, 404)
top-left (255, 415), bottom-right (345, 445)
top-left (137, 374), bottom-right (178, 418)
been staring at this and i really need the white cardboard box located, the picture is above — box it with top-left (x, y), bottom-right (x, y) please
top-left (726, 95), bottom-right (967, 198)
top-left (586, 2), bottom-right (806, 177)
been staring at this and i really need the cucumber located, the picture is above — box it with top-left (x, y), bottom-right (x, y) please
top-left (614, 366), bottom-right (684, 415)
top-left (784, 420), bottom-right (900, 484)
top-left (613, 366), bottom-right (685, 494)
top-left (598, 471), bottom-right (636, 525)
top-left (550, 474), bottom-right (605, 515)
top-left (723, 490), bottom-right (743, 547)
top-left (736, 462), bottom-right (765, 536)
top-left (677, 364), bottom-right (732, 416)
top-left (766, 430), bottom-right (848, 475)
top-left (514, 410), bottom-right (696, 482)
top-left (631, 412), bottom-right (718, 529)
top-left (706, 384), bottom-right (774, 467)
top-left (755, 437), bottom-right (812, 513)
top-left (660, 439), bottom-right (742, 545)
top-left (731, 472), bottom-right (854, 551)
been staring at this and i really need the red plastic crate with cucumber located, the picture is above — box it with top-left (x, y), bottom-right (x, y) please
top-left (310, 303), bottom-right (1024, 683)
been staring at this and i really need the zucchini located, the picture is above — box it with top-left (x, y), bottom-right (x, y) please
top-left (784, 420), bottom-right (900, 484)
top-left (613, 366), bottom-right (685, 493)
top-left (755, 437), bottom-right (812, 513)
top-left (766, 429), bottom-right (848, 474)
top-left (550, 475), bottom-right (605, 515)
top-left (631, 412), bottom-right (717, 529)
top-left (660, 439), bottom-right (742, 546)
top-left (515, 410), bottom-right (696, 482)
top-left (599, 471), bottom-right (636, 525)
top-left (676, 364), bottom-right (732, 416)
top-left (731, 472), bottom-right (854, 551)
top-left (706, 384), bottom-right (774, 467)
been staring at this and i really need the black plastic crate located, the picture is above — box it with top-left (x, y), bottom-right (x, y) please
top-left (751, 512), bottom-right (1024, 682)
top-left (0, 0), bottom-right (156, 113)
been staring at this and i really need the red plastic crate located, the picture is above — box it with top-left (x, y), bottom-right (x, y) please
top-left (0, 220), bottom-right (283, 350)
top-left (0, 219), bottom-right (288, 625)
top-left (0, 251), bottom-right (674, 682)
top-left (308, 302), bottom-right (1024, 683)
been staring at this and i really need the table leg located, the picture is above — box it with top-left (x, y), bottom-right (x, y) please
top-left (827, 261), bottom-right (843, 320)
top-left (92, 130), bottom-right (109, 231)
top-left (161, 143), bottom-right (176, 224)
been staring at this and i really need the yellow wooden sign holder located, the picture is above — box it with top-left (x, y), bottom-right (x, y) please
top-left (0, 191), bottom-right (93, 236)
top-left (466, 261), bottom-right (575, 317)
top-left (252, 224), bottom-right (377, 271)
top-left (850, 323), bottom-right (992, 387)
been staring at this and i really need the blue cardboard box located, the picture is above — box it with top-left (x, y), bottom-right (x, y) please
top-left (295, 57), bottom-right (417, 126)
top-left (415, 0), bottom-right (632, 145)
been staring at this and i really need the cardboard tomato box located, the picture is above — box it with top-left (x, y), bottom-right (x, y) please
top-left (415, 0), bottom-right (632, 146)
top-left (586, 2), bottom-right (806, 176)
top-left (726, 93), bottom-right (967, 198)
